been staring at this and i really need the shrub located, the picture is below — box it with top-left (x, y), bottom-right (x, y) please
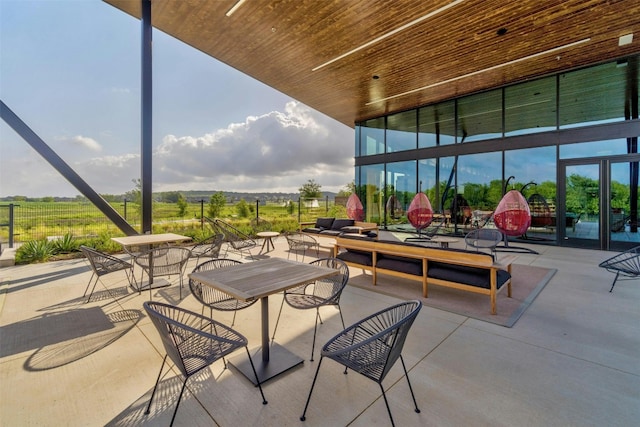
top-left (16, 239), bottom-right (57, 263)
top-left (54, 233), bottom-right (79, 253)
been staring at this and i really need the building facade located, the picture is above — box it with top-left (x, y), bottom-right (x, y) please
top-left (355, 55), bottom-right (640, 251)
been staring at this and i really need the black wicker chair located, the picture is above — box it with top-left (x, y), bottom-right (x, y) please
top-left (189, 233), bottom-right (224, 264)
top-left (209, 218), bottom-right (258, 260)
top-left (79, 245), bottom-right (134, 302)
top-left (143, 301), bottom-right (266, 426)
top-left (135, 247), bottom-right (191, 299)
top-left (272, 258), bottom-right (349, 361)
top-left (598, 245), bottom-right (640, 292)
top-left (300, 300), bottom-right (422, 427)
top-left (285, 232), bottom-right (320, 261)
top-left (189, 258), bottom-right (258, 326)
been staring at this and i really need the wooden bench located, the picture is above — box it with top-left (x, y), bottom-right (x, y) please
top-left (333, 236), bottom-right (516, 314)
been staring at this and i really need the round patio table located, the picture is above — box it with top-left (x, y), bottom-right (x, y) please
top-left (257, 231), bottom-right (280, 254)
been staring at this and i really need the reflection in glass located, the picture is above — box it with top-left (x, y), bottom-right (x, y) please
top-left (386, 161), bottom-right (417, 224)
top-left (359, 164), bottom-right (385, 223)
top-left (505, 76), bottom-right (556, 136)
top-left (418, 101), bottom-right (455, 148)
top-left (457, 89), bottom-right (502, 142)
top-left (559, 139), bottom-right (630, 159)
top-left (386, 110), bottom-right (417, 152)
top-left (359, 117), bottom-right (385, 156)
top-left (611, 161), bottom-right (639, 243)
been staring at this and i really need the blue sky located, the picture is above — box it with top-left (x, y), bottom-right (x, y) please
top-left (0, 0), bottom-right (354, 198)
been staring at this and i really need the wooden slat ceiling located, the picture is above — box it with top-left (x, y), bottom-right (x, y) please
top-left (104, 0), bottom-right (640, 128)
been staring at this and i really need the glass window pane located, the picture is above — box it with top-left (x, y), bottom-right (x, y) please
top-left (359, 164), bottom-right (385, 223)
top-left (559, 62), bottom-right (628, 128)
top-left (457, 89), bottom-right (502, 142)
top-left (418, 101), bottom-right (455, 148)
top-left (385, 161), bottom-right (416, 225)
top-left (359, 118), bottom-right (385, 156)
top-left (505, 76), bottom-right (557, 136)
top-left (453, 153), bottom-right (502, 228)
top-left (386, 110), bottom-right (416, 152)
top-left (559, 139), bottom-right (636, 159)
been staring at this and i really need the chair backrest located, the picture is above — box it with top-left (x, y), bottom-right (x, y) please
top-left (328, 300), bottom-right (421, 382)
top-left (308, 258), bottom-right (349, 304)
top-left (213, 219), bottom-right (256, 246)
top-left (137, 247), bottom-right (192, 277)
top-left (465, 228), bottom-right (503, 250)
top-left (80, 245), bottom-right (130, 276)
top-left (189, 258), bottom-right (242, 306)
top-left (286, 232), bottom-right (317, 248)
top-left (192, 233), bottom-right (224, 258)
top-left (143, 301), bottom-right (247, 377)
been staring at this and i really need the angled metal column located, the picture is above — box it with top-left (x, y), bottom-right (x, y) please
top-left (141, 0), bottom-right (153, 233)
top-left (0, 100), bottom-right (137, 236)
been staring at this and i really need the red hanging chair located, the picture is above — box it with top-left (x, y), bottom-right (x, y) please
top-left (346, 193), bottom-right (364, 221)
top-left (493, 190), bottom-right (531, 236)
top-left (407, 192), bottom-right (433, 231)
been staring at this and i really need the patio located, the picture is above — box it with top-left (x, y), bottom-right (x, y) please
top-left (1, 234), bottom-right (639, 426)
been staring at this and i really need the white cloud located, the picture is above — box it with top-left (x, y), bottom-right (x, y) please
top-left (70, 135), bottom-right (102, 152)
top-left (0, 102), bottom-right (355, 197)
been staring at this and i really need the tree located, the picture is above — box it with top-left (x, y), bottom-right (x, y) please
top-left (299, 179), bottom-right (322, 199)
top-left (207, 192), bottom-right (226, 218)
top-left (177, 193), bottom-right (188, 217)
top-left (236, 199), bottom-right (250, 218)
top-left (337, 181), bottom-right (356, 196)
top-left (124, 178), bottom-right (142, 206)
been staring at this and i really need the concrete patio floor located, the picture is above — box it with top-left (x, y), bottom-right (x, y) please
top-left (1, 234), bottom-right (639, 426)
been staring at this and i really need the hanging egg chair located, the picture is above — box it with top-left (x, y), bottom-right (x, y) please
top-left (346, 193), bottom-right (365, 221)
top-left (407, 192), bottom-right (433, 232)
top-left (494, 189), bottom-right (531, 236)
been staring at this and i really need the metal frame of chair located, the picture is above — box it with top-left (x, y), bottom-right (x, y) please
top-left (208, 218), bottom-right (258, 260)
top-left (272, 258), bottom-right (349, 361)
top-left (598, 245), bottom-right (640, 292)
top-left (188, 258), bottom-right (258, 326)
top-left (300, 300), bottom-right (422, 426)
top-left (142, 301), bottom-right (267, 426)
top-left (284, 232), bottom-right (320, 262)
top-left (464, 228), bottom-right (503, 258)
top-left (135, 247), bottom-right (191, 299)
top-left (189, 233), bottom-right (224, 264)
top-left (79, 245), bottom-right (134, 302)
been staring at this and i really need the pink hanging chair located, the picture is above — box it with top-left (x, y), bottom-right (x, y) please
top-left (493, 190), bottom-right (531, 236)
top-left (407, 192), bottom-right (433, 231)
top-left (346, 193), bottom-right (364, 221)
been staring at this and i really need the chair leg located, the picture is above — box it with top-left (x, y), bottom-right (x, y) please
top-left (169, 376), bottom-right (189, 427)
top-left (83, 273), bottom-right (95, 297)
top-left (310, 309), bottom-right (321, 361)
top-left (400, 355), bottom-right (420, 414)
top-left (244, 347), bottom-right (268, 405)
top-left (145, 354), bottom-right (168, 415)
top-left (300, 357), bottom-right (324, 421)
top-left (271, 296), bottom-right (286, 341)
top-left (378, 383), bottom-right (396, 427)
top-left (610, 272), bottom-right (620, 292)
top-left (84, 275), bottom-right (99, 303)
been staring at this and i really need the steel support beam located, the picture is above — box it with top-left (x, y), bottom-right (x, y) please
top-left (0, 100), bottom-right (137, 236)
top-left (141, 0), bottom-right (153, 233)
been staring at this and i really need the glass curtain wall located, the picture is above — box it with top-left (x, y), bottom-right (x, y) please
top-left (355, 55), bottom-right (639, 248)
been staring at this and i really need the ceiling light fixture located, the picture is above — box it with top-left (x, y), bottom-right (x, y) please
top-left (225, 0), bottom-right (247, 17)
top-left (312, 0), bottom-right (466, 71)
top-left (366, 37), bottom-right (591, 106)
top-left (619, 34), bottom-right (633, 46)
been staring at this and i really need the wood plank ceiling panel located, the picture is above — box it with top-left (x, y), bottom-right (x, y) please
top-left (104, 0), bottom-right (640, 128)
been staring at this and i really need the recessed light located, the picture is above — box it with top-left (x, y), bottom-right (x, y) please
top-left (619, 34), bottom-right (633, 46)
top-left (497, 28), bottom-right (507, 36)
top-left (372, 75), bottom-right (380, 80)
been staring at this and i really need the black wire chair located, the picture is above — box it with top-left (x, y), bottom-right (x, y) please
top-left (209, 218), bottom-right (258, 260)
top-left (188, 258), bottom-right (258, 326)
top-left (598, 245), bottom-right (640, 292)
top-left (272, 258), bottom-right (349, 361)
top-left (464, 228), bottom-right (503, 258)
top-left (135, 247), bottom-right (191, 299)
top-left (189, 233), bottom-right (224, 264)
top-left (285, 232), bottom-right (320, 261)
top-left (300, 300), bottom-right (422, 427)
top-left (143, 301), bottom-right (267, 426)
top-left (79, 245), bottom-right (134, 302)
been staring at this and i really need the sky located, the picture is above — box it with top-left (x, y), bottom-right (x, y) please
top-left (0, 0), bottom-right (355, 198)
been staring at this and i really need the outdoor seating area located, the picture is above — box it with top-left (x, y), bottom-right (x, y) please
top-left (1, 232), bottom-right (639, 426)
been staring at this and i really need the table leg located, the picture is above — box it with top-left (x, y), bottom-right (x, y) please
top-left (229, 295), bottom-right (304, 385)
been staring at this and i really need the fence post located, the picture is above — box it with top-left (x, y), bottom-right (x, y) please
top-left (200, 199), bottom-right (205, 230)
top-left (256, 199), bottom-right (259, 222)
top-left (298, 198), bottom-right (301, 223)
top-left (8, 203), bottom-right (15, 248)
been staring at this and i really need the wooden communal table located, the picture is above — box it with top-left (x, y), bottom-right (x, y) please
top-left (111, 233), bottom-right (191, 289)
top-left (189, 257), bottom-right (338, 384)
